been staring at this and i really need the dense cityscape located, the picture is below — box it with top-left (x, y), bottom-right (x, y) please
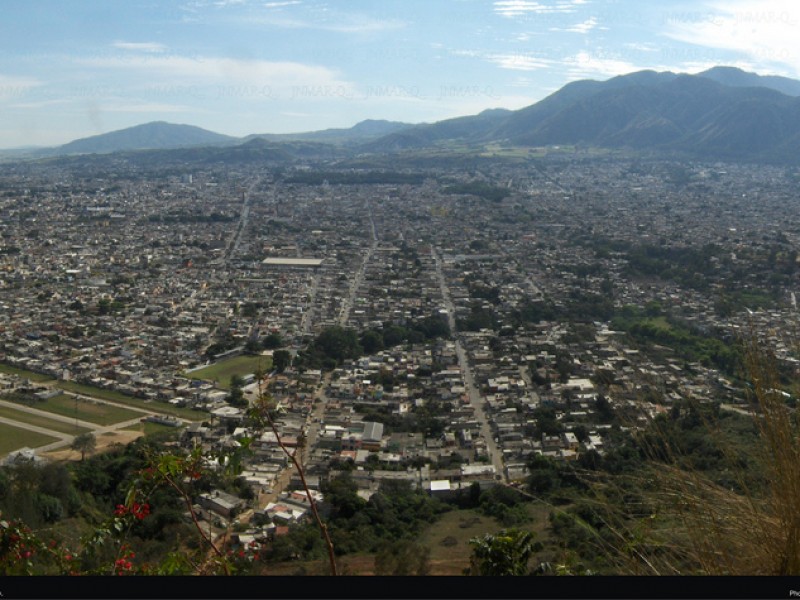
top-left (2, 148), bottom-right (799, 581)
top-left (6, 1), bottom-right (800, 596)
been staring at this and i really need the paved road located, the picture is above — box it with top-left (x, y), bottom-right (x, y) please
top-left (0, 388), bottom-right (191, 457)
top-left (219, 176), bottom-right (260, 264)
top-left (303, 373), bottom-right (331, 465)
top-left (338, 199), bottom-right (378, 326)
top-left (432, 248), bottom-right (506, 480)
top-left (720, 403), bottom-right (752, 417)
top-left (206, 376), bottom-right (332, 551)
top-left (300, 270), bottom-right (323, 336)
top-left (0, 414), bottom-right (74, 448)
top-left (518, 365), bottom-right (540, 407)
top-left (0, 397), bottom-right (105, 430)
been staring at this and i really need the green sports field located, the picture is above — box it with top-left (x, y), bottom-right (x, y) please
top-left (8, 394), bottom-right (141, 426)
top-left (185, 355), bottom-right (272, 389)
top-left (56, 381), bottom-right (207, 421)
top-left (0, 405), bottom-right (92, 435)
top-left (0, 422), bottom-right (59, 455)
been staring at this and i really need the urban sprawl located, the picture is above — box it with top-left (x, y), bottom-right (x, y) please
top-left (1, 155), bottom-right (798, 542)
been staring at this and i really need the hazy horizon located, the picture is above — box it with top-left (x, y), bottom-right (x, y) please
top-left (2, 0), bottom-right (799, 148)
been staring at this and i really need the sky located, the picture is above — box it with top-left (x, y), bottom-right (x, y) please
top-left (1, 0), bottom-right (799, 148)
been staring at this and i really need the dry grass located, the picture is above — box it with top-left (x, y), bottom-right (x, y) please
top-left (662, 334), bottom-right (800, 575)
top-left (595, 330), bottom-right (800, 576)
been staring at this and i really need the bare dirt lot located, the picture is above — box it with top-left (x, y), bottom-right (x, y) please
top-left (42, 429), bottom-right (144, 462)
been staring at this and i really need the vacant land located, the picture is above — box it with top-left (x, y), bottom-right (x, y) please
top-left (122, 420), bottom-right (180, 437)
top-left (0, 422), bottom-right (59, 455)
top-left (415, 509), bottom-right (505, 574)
top-left (185, 355), bottom-right (272, 389)
top-left (255, 505), bottom-right (546, 576)
top-left (416, 504), bottom-right (549, 574)
top-left (0, 363), bottom-right (55, 383)
top-left (0, 405), bottom-right (92, 435)
top-left (9, 394), bottom-right (141, 426)
top-left (56, 381), bottom-right (206, 421)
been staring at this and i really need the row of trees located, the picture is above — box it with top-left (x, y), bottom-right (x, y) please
top-left (296, 315), bottom-right (450, 370)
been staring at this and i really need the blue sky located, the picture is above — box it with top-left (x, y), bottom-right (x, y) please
top-left (1, 0), bottom-right (799, 147)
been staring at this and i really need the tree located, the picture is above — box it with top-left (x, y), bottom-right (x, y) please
top-left (227, 375), bottom-right (246, 407)
top-left (262, 332), bottom-right (283, 349)
top-left (314, 326), bottom-right (362, 362)
top-left (359, 329), bottom-right (384, 354)
top-left (71, 432), bottom-right (96, 461)
top-left (468, 529), bottom-right (536, 576)
top-left (272, 349), bottom-right (291, 373)
top-left (244, 339), bottom-right (261, 354)
top-left (321, 472), bottom-right (366, 520)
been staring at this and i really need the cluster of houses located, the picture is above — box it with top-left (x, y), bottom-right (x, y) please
top-left (3, 155), bottom-right (800, 550)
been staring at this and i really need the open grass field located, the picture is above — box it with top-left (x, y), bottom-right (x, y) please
top-left (0, 405), bottom-right (92, 435)
top-left (185, 355), bottom-right (272, 389)
top-left (56, 381), bottom-right (207, 421)
top-left (0, 363), bottom-right (56, 383)
top-left (416, 504), bottom-right (552, 574)
top-left (257, 505), bottom-right (551, 576)
top-left (10, 393), bottom-right (141, 426)
top-left (415, 509), bottom-right (504, 574)
top-left (0, 422), bottom-right (59, 455)
top-left (122, 420), bottom-right (180, 437)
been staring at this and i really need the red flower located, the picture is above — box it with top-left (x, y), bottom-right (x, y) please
top-left (130, 502), bottom-right (150, 520)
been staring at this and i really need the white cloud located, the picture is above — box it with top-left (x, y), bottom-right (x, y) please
top-left (244, 12), bottom-right (404, 33)
top-left (623, 42), bottom-right (659, 53)
top-left (662, 0), bottom-right (800, 76)
top-left (264, 1), bottom-right (301, 7)
top-left (493, 0), bottom-right (585, 18)
top-left (559, 51), bottom-right (641, 79)
top-left (74, 54), bottom-right (353, 94)
top-left (185, 0), bottom-right (249, 8)
top-left (489, 53), bottom-right (554, 71)
top-left (551, 16), bottom-right (598, 33)
top-left (112, 41), bottom-right (167, 53)
top-left (0, 74), bottom-right (42, 100)
top-left (452, 48), bottom-right (553, 71)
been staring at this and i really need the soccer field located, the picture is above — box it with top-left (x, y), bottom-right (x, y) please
top-left (185, 355), bottom-right (272, 389)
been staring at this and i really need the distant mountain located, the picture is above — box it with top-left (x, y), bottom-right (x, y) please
top-left (697, 66), bottom-right (800, 97)
top-left (246, 119), bottom-right (412, 145)
top-left (22, 66), bottom-right (800, 165)
top-left (364, 67), bottom-right (800, 162)
top-left (47, 121), bottom-right (237, 156)
top-left (360, 109), bottom-right (512, 152)
top-left (40, 119), bottom-right (408, 158)
top-left (42, 136), bottom-right (342, 169)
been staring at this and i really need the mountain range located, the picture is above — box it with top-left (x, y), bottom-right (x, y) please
top-left (21, 66), bottom-right (800, 164)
